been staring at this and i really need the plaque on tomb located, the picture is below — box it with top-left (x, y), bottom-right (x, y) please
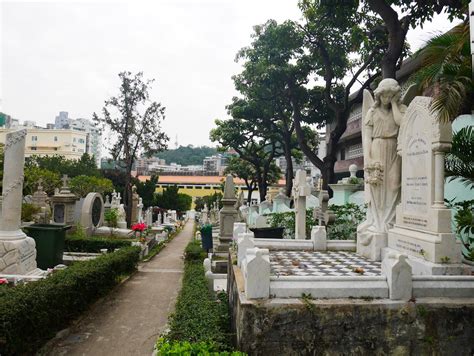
top-left (92, 196), bottom-right (102, 227)
top-left (54, 204), bottom-right (65, 223)
top-left (402, 115), bottom-right (430, 219)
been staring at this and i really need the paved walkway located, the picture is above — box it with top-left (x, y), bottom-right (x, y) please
top-left (49, 221), bottom-right (194, 356)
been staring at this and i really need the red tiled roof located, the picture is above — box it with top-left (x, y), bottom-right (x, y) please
top-left (137, 175), bottom-right (286, 186)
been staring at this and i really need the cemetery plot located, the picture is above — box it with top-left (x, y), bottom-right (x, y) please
top-left (270, 251), bottom-right (382, 277)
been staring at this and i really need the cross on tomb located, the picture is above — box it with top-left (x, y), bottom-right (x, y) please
top-left (313, 190), bottom-right (335, 226)
top-left (293, 170), bottom-right (312, 239)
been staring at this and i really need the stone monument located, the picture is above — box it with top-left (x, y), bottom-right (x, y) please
top-left (31, 179), bottom-right (51, 222)
top-left (218, 174), bottom-right (238, 251)
top-left (80, 192), bottom-right (105, 235)
top-left (117, 203), bottom-right (127, 229)
top-left (272, 189), bottom-right (292, 213)
top-left (385, 96), bottom-right (463, 274)
top-left (293, 170), bottom-right (312, 239)
top-left (51, 175), bottom-right (78, 225)
top-left (137, 197), bottom-right (144, 223)
top-left (0, 130), bottom-right (38, 274)
top-left (131, 185), bottom-right (139, 225)
top-left (357, 79), bottom-right (410, 260)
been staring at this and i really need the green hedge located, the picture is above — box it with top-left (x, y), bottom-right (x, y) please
top-left (184, 238), bottom-right (208, 261)
top-left (65, 236), bottom-right (133, 252)
top-left (157, 240), bottom-right (238, 354)
top-left (0, 246), bottom-right (141, 355)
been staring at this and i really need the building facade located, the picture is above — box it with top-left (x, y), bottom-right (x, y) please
top-left (0, 128), bottom-right (87, 160)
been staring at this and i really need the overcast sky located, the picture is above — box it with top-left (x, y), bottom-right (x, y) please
top-left (1, 1), bottom-right (458, 149)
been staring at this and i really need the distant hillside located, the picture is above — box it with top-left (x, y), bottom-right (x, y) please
top-left (156, 145), bottom-right (217, 166)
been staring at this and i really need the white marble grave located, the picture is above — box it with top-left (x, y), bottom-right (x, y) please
top-left (385, 96), bottom-right (463, 274)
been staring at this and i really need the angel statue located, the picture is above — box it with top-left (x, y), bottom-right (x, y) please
top-left (356, 78), bottom-right (416, 260)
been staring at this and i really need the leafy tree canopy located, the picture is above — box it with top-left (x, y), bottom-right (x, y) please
top-left (155, 185), bottom-right (192, 212)
top-left (93, 71), bottom-right (169, 225)
top-left (135, 176), bottom-right (158, 209)
top-left (69, 175), bottom-right (114, 198)
top-left (25, 153), bottom-right (100, 178)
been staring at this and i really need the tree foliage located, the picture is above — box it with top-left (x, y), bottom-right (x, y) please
top-left (410, 22), bottom-right (472, 122)
top-left (135, 176), bottom-right (158, 209)
top-left (210, 117), bottom-right (281, 200)
top-left (445, 126), bottom-right (474, 189)
top-left (93, 71), bottom-right (168, 226)
top-left (69, 175), bottom-right (114, 198)
top-left (156, 145), bottom-right (217, 166)
top-left (194, 193), bottom-right (223, 212)
top-left (25, 153), bottom-right (100, 178)
top-left (155, 185), bottom-right (192, 212)
top-left (23, 167), bottom-right (61, 196)
top-left (224, 156), bottom-right (280, 203)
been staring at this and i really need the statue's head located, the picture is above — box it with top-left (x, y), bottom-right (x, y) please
top-left (374, 78), bottom-right (401, 107)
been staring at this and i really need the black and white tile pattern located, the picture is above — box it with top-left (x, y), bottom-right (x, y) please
top-left (270, 251), bottom-right (382, 277)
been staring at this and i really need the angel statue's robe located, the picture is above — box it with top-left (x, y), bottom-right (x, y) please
top-left (358, 105), bottom-right (401, 236)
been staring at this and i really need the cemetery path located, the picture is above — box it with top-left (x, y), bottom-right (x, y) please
top-left (48, 221), bottom-right (194, 356)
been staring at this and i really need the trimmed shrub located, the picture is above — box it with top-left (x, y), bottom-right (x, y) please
top-left (159, 240), bottom-right (233, 353)
top-left (184, 238), bottom-right (207, 261)
top-left (65, 236), bottom-right (132, 253)
top-left (0, 246), bottom-right (140, 355)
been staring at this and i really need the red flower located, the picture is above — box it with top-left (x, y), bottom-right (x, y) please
top-left (131, 222), bottom-right (147, 232)
top-left (0, 278), bottom-right (8, 285)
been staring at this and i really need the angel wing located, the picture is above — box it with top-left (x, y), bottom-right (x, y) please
top-left (401, 83), bottom-right (418, 107)
top-left (361, 89), bottom-right (374, 164)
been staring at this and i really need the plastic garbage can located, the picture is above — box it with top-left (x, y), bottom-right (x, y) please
top-left (23, 224), bottom-right (72, 269)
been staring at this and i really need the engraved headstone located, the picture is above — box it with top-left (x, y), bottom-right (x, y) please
top-left (386, 96), bottom-right (462, 272)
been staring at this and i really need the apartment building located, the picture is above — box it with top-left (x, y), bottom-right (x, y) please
top-left (0, 127), bottom-right (87, 160)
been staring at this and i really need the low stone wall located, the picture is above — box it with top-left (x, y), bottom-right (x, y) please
top-left (228, 257), bottom-right (474, 355)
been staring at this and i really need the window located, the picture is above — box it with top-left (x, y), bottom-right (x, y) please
top-left (54, 136), bottom-right (58, 142)
top-left (73, 138), bottom-right (76, 143)
top-left (204, 186), bottom-right (211, 190)
top-left (347, 143), bottom-right (363, 159)
top-left (195, 186), bottom-right (202, 190)
top-left (31, 136), bottom-right (37, 141)
top-left (340, 148), bottom-right (345, 161)
top-left (30, 147), bottom-right (37, 151)
top-left (78, 138), bottom-right (85, 144)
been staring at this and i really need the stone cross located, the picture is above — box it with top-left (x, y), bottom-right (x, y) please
top-left (293, 170), bottom-right (312, 239)
top-left (313, 190), bottom-right (335, 227)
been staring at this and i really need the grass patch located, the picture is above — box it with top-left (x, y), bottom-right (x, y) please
top-left (0, 246), bottom-right (141, 355)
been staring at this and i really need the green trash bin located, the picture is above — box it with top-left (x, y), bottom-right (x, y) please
top-left (23, 224), bottom-right (72, 269)
top-left (200, 224), bottom-right (213, 252)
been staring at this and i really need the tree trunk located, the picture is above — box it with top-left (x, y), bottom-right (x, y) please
top-left (247, 187), bottom-right (253, 204)
top-left (322, 157), bottom-right (336, 195)
top-left (125, 163), bottom-right (133, 228)
top-left (283, 135), bottom-right (294, 196)
top-left (367, 0), bottom-right (408, 79)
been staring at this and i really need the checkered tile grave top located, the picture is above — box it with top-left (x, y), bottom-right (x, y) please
top-left (270, 251), bottom-right (382, 277)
